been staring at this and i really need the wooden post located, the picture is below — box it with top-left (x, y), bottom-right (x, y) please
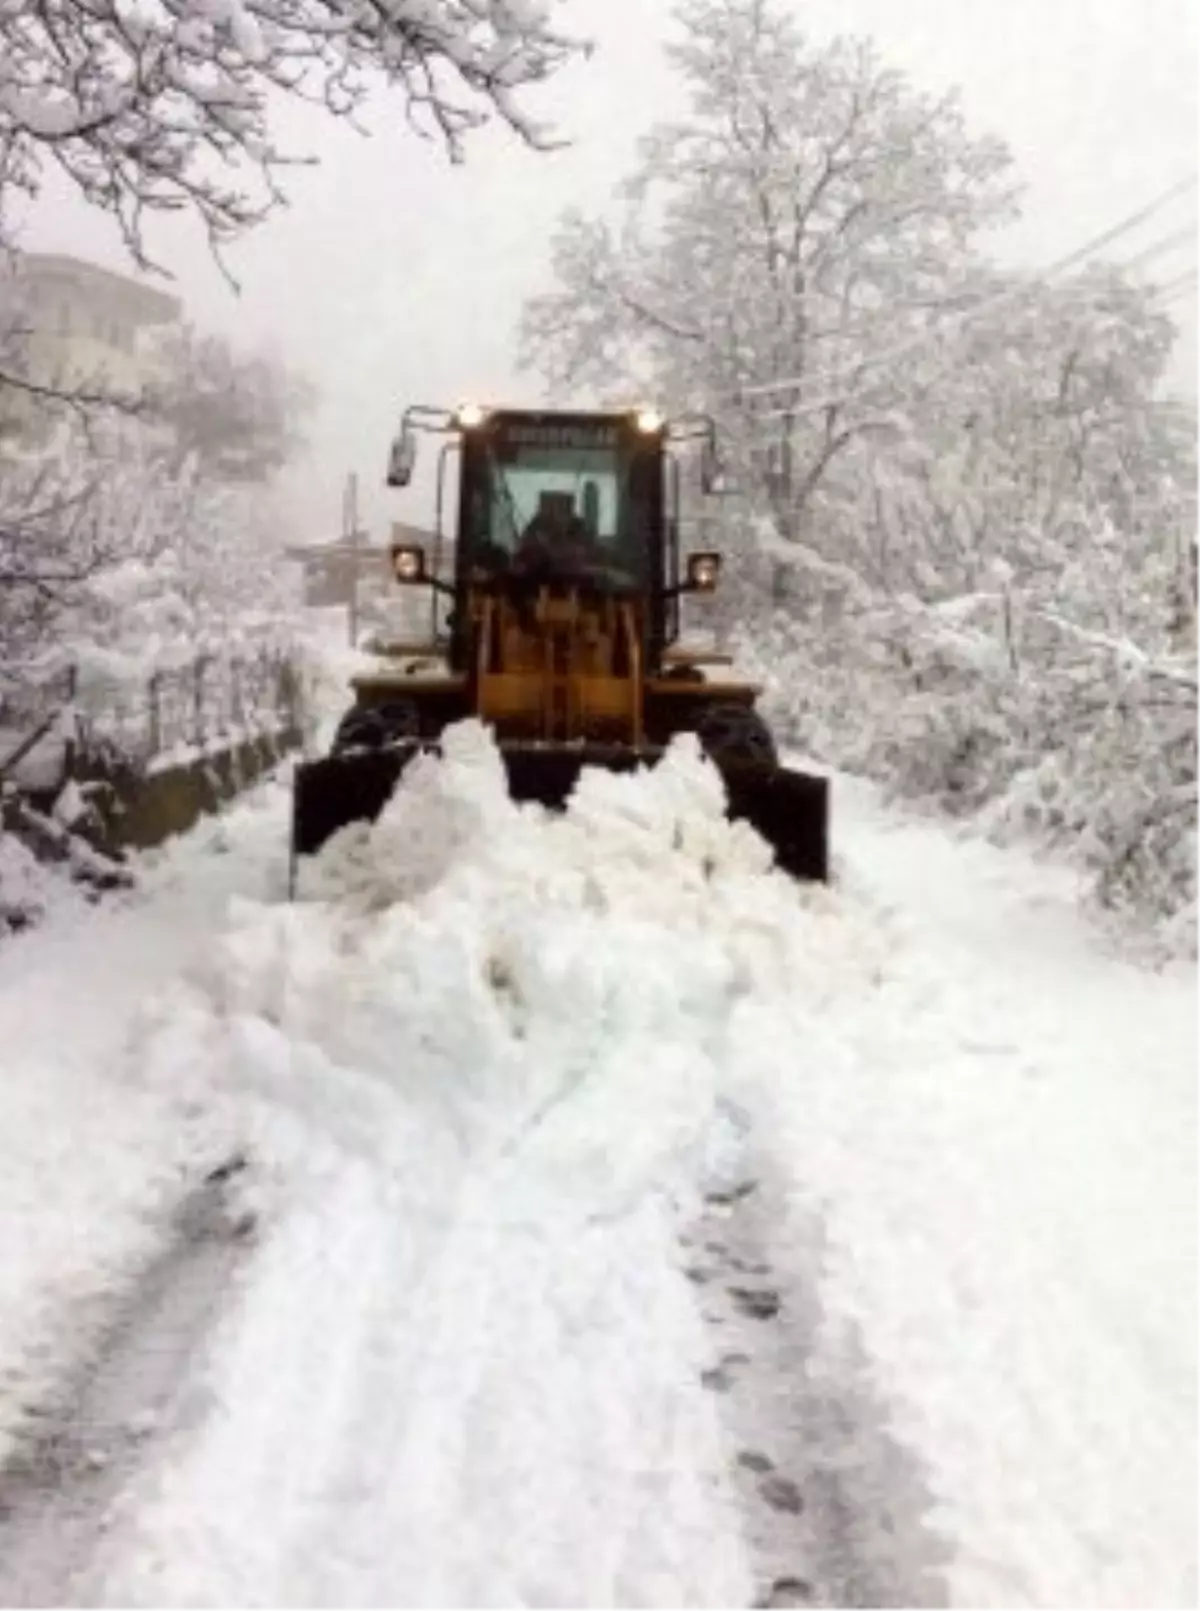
top-left (147, 671), bottom-right (162, 758)
top-left (192, 656), bottom-right (207, 746)
top-left (62, 663), bottom-right (78, 780)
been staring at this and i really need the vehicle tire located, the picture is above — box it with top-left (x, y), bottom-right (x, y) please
top-left (696, 701), bottom-right (778, 768)
top-left (331, 699), bottom-right (420, 754)
top-left (376, 700), bottom-right (422, 741)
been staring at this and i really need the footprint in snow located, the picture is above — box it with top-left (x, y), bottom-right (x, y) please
top-left (728, 1285), bottom-right (781, 1320)
top-left (704, 1178), bottom-right (759, 1208)
top-left (736, 1449), bottom-right (774, 1474)
top-left (755, 1574), bottom-right (814, 1607)
top-left (699, 1351), bottom-right (751, 1393)
top-left (759, 1473), bottom-right (805, 1514)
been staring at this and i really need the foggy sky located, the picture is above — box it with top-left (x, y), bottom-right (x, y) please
top-left (19, 0), bottom-right (1198, 545)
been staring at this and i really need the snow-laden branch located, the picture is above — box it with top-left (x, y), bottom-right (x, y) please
top-left (1, 0), bottom-right (587, 265)
top-left (521, 0), bottom-right (1017, 537)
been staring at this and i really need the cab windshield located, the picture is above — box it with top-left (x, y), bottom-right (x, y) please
top-left (463, 428), bottom-right (648, 588)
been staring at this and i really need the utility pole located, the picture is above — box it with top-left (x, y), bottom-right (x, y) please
top-left (1175, 530), bottom-right (1198, 649)
top-left (343, 472), bottom-right (364, 648)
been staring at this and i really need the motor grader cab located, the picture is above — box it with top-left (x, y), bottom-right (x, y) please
top-left (290, 403), bottom-right (828, 888)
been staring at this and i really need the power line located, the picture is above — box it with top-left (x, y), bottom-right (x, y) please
top-left (735, 173), bottom-right (1197, 413)
top-left (1155, 271), bottom-right (1197, 306)
top-left (1119, 225), bottom-right (1197, 274)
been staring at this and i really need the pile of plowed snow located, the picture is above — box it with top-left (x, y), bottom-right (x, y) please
top-left (201, 720), bottom-right (868, 1211)
top-left (80, 726), bottom-right (876, 1608)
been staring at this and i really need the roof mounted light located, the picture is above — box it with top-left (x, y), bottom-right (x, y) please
top-left (456, 402), bottom-right (487, 428)
top-left (635, 407), bottom-right (665, 434)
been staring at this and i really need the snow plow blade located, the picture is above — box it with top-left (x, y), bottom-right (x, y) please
top-left (289, 741), bottom-right (828, 892)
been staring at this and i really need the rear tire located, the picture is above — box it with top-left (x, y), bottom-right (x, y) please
top-left (696, 702), bottom-right (778, 768)
top-left (331, 699), bottom-right (420, 755)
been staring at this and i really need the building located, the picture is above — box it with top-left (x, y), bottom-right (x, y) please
top-left (5, 252), bottom-right (181, 402)
top-left (285, 522), bottom-right (447, 601)
top-left (284, 540), bottom-right (395, 610)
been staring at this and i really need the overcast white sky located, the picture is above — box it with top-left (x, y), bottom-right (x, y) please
top-left (20, 0), bottom-right (1198, 543)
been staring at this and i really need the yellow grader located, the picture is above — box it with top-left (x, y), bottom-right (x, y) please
top-left (289, 404), bottom-right (828, 887)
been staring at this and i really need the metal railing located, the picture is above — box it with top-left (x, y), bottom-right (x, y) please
top-left (0, 648), bottom-right (300, 778)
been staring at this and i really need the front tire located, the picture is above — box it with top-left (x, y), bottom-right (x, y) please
top-left (330, 699), bottom-right (421, 755)
top-left (696, 702), bottom-right (779, 768)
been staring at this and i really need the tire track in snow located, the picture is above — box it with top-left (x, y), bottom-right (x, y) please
top-left (685, 1110), bottom-right (954, 1609)
top-left (59, 1122), bottom-right (754, 1608)
top-left (0, 1159), bottom-right (257, 1608)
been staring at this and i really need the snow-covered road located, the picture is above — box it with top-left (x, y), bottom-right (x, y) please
top-left (0, 730), bottom-right (1192, 1608)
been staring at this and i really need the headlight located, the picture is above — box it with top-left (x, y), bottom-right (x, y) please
top-left (635, 407), bottom-right (664, 434)
top-left (686, 551), bottom-right (721, 592)
top-left (456, 402), bottom-right (487, 428)
top-left (392, 543), bottom-right (426, 583)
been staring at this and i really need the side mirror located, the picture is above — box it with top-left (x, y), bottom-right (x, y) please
top-left (386, 428), bottom-right (417, 488)
top-left (685, 551), bottom-right (721, 593)
top-left (391, 541), bottom-right (427, 584)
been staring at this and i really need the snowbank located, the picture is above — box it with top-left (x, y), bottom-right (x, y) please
top-left (0, 830), bottom-right (69, 931)
top-left (751, 778), bottom-right (1196, 1607)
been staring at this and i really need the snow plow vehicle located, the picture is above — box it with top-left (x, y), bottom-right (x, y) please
top-left (290, 403), bottom-right (828, 889)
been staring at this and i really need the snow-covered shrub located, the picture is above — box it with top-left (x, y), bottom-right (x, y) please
top-left (0, 825), bottom-right (56, 933)
top-left (738, 597), bottom-right (1197, 947)
top-left (992, 656), bottom-right (1196, 940)
top-left (736, 595), bottom-right (1026, 804)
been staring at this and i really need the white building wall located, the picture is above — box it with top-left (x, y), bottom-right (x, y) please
top-left (11, 253), bottom-right (180, 399)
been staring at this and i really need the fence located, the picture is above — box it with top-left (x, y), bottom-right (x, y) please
top-left (2, 646), bottom-right (306, 875)
top-left (0, 648), bottom-right (300, 778)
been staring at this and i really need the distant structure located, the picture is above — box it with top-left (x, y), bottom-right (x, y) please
top-left (285, 523), bottom-right (450, 610)
top-left (10, 252), bottom-right (181, 394)
top-left (0, 253), bottom-right (181, 450)
top-left (284, 540), bottom-right (394, 610)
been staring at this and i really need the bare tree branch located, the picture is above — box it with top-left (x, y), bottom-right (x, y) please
top-left (0, 0), bottom-right (590, 268)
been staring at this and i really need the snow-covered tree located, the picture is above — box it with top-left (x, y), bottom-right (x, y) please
top-left (520, 0), bottom-right (1197, 946)
top-left (0, 0), bottom-right (587, 266)
top-left (0, 382), bottom-right (305, 678)
top-left (521, 0), bottom-right (1018, 557)
top-left (0, 414), bottom-right (179, 664)
top-left (856, 265), bottom-right (1191, 620)
top-left (80, 468), bottom-right (302, 666)
top-left (0, 286), bottom-right (313, 662)
top-left (0, 267), bottom-right (33, 443)
top-left (144, 323), bottom-right (316, 484)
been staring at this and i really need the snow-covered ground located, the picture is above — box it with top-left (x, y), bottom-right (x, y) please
top-left (781, 777), bottom-right (1196, 1607)
top-left (0, 783), bottom-right (287, 1467)
top-left (0, 723), bottom-right (1192, 1608)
